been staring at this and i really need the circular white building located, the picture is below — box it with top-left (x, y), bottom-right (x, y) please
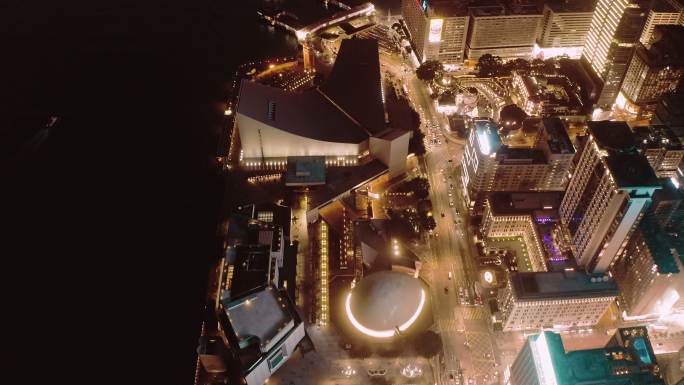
top-left (345, 271), bottom-right (428, 339)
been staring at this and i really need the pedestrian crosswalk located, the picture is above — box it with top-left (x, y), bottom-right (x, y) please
top-left (439, 318), bottom-right (463, 332)
top-left (461, 307), bottom-right (488, 321)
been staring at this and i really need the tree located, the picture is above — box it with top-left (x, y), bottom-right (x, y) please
top-left (407, 107), bottom-right (426, 156)
top-left (415, 331), bottom-right (442, 358)
top-left (505, 58), bottom-right (530, 74)
top-left (476, 54), bottom-right (504, 77)
top-left (416, 60), bottom-right (443, 81)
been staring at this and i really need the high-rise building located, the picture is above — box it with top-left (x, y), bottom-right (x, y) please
top-left (461, 118), bottom-right (575, 212)
top-left (534, 0), bottom-right (594, 59)
top-left (497, 270), bottom-right (618, 331)
top-left (507, 328), bottom-right (664, 385)
top-left (466, 4), bottom-right (543, 60)
top-left (559, 121), bottom-right (661, 273)
top-left (611, 179), bottom-right (684, 318)
top-left (619, 25), bottom-right (684, 118)
top-left (582, 0), bottom-right (648, 107)
top-left (612, 217), bottom-right (684, 318)
top-left (633, 124), bottom-right (684, 178)
top-left (639, 0), bottom-right (684, 47)
top-left (401, 0), bottom-right (470, 64)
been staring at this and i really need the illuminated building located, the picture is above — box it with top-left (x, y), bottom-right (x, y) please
top-left (236, 39), bottom-right (409, 178)
top-left (345, 271), bottom-right (428, 339)
top-left (559, 121), bottom-right (661, 273)
top-left (461, 118), bottom-right (575, 212)
top-left (481, 192), bottom-right (564, 273)
top-left (507, 328), bottom-right (664, 385)
top-left (497, 270), bottom-right (618, 332)
top-left (511, 71), bottom-right (584, 117)
top-left (639, 0), bottom-right (684, 47)
top-left (633, 124), bottom-right (684, 178)
top-left (582, 0), bottom-right (648, 107)
top-left (619, 25), bottom-right (684, 118)
top-left (342, 219), bottom-right (427, 339)
top-left (400, 0), bottom-right (470, 64)
top-left (465, 4), bottom-right (542, 61)
top-left (534, 0), bottom-right (594, 60)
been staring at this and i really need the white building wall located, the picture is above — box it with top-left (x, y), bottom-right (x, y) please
top-left (502, 297), bottom-right (615, 331)
top-left (237, 113), bottom-right (364, 159)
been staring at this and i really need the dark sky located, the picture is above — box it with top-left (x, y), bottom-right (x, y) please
top-left (1, 1), bottom-right (297, 383)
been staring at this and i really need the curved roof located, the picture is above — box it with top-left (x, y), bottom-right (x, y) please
top-left (237, 80), bottom-right (368, 143)
top-left (347, 271), bottom-right (427, 337)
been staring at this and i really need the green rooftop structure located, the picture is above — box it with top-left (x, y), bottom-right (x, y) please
top-left (508, 327), bottom-right (664, 385)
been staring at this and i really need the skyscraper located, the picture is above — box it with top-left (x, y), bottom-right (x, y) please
top-left (582, 0), bottom-right (648, 107)
top-left (462, 118), bottom-right (575, 213)
top-left (619, 25), bottom-right (684, 118)
top-left (559, 121), bottom-right (661, 273)
top-left (639, 0), bottom-right (684, 47)
top-left (401, 0), bottom-right (470, 64)
top-left (612, 179), bottom-right (684, 318)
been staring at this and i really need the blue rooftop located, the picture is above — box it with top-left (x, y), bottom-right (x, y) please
top-left (522, 328), bottom-right (664, 385)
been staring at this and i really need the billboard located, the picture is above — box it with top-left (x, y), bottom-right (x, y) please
top-left (429, 18), bottom-right (443, 43)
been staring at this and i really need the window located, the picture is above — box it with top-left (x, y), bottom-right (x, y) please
top-left (267, 101), bottom-right (277, 121)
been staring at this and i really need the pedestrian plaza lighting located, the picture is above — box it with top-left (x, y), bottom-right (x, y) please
top-left (401, 363), bottom-right (422, 378)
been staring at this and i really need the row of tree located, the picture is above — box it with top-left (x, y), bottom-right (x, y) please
top-left (476, 54), bottom-right (558, 77)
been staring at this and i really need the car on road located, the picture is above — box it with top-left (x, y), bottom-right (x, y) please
top-left (449, 201), bottom-right (454, 207)
top-left (448, 271), bottom-right (452, 280)
top-left (441, 212), bottom-right (445, 218)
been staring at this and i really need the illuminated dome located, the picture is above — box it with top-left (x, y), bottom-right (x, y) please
top-left (346, 271), bottom-right (427, 338)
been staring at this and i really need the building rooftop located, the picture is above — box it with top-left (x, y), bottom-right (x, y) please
top-left (637, 25), bottom-right (684, 66)
top-left (221, 286), bottom-right (301, 370)
top-left (497, 147), bottom-right (547, 164)
top-left (546, 0), bottom-right (595, 13)
top-left (633, 124), bottom-right (683, 150)
top-left (230, 244), bottom-right (272, 299)
top-left (527, 328), bottom-right (663, 384)
top-left (307, 159), bottom-right (387, 210)
top-left (639, 215), bottom-right (684, 274)
top-left (541, 118), bottom-right (575, 154)
top-left (237, 38), bottom-right (386, 145)
top-left (353, 219), bottom-right (419, 273)
top-left (589, 121), bottom-right (637, 152)
top-left (238, 80), bottom-right (369, 143)
top-left (605, 153), bottom-right (661, 189)
top-left (488, 192), bottom-right (563, 215)
top-left (348, 271), bottom-right (428, 335)
top-left (428, 0), bottom-right (469, 17)
top-left (285, 156), bottom-right (326, 186)
top-left (319, 38), bottom-right (386, 136)
top-left (511, 270), bottom-right (619, 300)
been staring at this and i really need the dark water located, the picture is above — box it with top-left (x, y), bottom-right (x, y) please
top-left (2, 1), bottom-right (299, 384)
top-left (4, 0), bottom-right (402, 383)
